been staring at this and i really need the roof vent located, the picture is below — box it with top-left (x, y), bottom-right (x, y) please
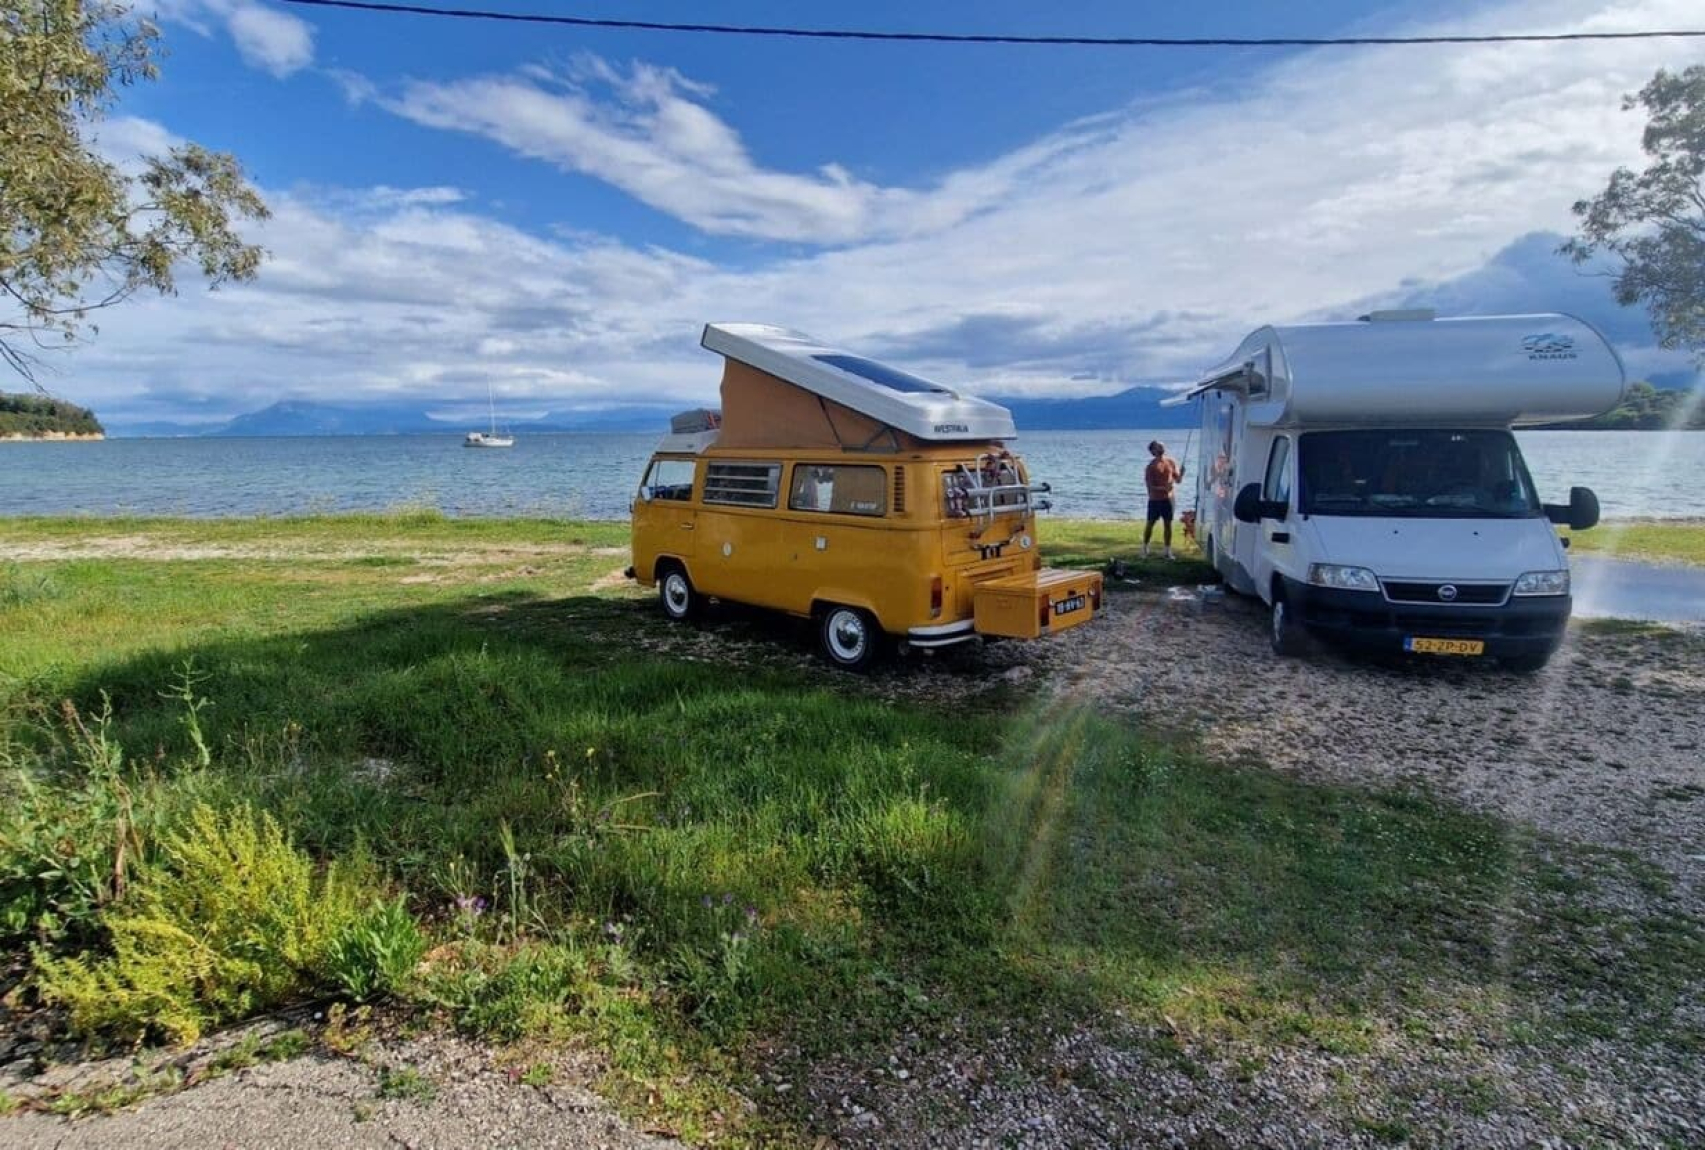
top-left (1357, 309), bottom-right (1436, 322)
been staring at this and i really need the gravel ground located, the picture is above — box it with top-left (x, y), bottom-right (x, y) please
top-left (1035, 583), bottom-right (1705, 908)
top-left (0, 1013), bottom-right (678, 1150)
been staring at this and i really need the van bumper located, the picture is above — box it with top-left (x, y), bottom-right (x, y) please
top-left (905, 619), bottom-right (979, 649)
top-left (1279, 576), bottom-right (1569, 658)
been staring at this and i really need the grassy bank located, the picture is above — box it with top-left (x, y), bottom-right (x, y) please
top-left (2, 515), bottom-right (1700, 1141)
top-left (1565, 519), bottom-right (1705, 566)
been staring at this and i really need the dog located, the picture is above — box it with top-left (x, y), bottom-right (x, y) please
top-left (1181, 509), bottom-right (1198, 542)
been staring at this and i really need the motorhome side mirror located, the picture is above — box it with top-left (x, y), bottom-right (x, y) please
top-left (1233, 483), bottom-right (1263, 524)
top-left (1569, 486), bottom-right (1599, 531)
top-left (1544, 486), bottom-right (1599, 531)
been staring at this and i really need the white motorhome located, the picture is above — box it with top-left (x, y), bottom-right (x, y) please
top-left (1180, 311), bottom-right (1625, 671)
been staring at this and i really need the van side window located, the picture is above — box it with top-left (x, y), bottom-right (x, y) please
top-left (643, 458), bottom-right (695, 501)
top-left (703, 462), bottom-right (781, 508)
top-left (788, 464), bottom-right (887, 516)
top-left (1263, 437), bottom-right (1292, 505)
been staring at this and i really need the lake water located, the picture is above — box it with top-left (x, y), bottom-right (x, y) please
top-left (1, 429), bottom-right (1702, 521)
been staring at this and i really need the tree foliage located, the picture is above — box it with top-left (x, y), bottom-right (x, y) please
top-left (0, 389), bottom-right (103, 434)
top-left (0, 0), bottom-right (269, 382)
top-left (1538, 381), bottom-right (1705, 431)
top-left (1564, 66), bottom-right (1705, 364)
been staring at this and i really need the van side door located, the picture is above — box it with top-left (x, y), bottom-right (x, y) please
top-left (1249, 436), bottom-right (1293, 599)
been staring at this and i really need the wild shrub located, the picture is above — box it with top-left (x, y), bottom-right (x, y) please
top-left (33, 803), bottom-right (375, 1044)
top-left (325, 896), bottom-right (427, 1002)
top-left (418, 941), bottom-right (589, 1040)
top-left (0, 700), bottom-right (149, 947)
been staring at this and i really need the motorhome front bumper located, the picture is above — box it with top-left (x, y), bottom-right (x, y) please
top-left (1280, 576), bottom-right (1569, 657)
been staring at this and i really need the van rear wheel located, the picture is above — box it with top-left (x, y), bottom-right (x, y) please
top-left (819, 605), bottom-right (884, 673)
top-left (658, 566), bottom-right (701, 622)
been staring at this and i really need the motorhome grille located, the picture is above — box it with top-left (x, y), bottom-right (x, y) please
top-left (1382, 581), bottom-right (1509, 605)
top-left (703, 462), bottom-right (781, 508)
top-left (892, 466), bottom-right (906, 514)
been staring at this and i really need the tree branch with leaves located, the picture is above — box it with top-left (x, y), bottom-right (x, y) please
top-left (1, 0), bottom-right (269, 384)
top-left (1563, 65), bottom-right (1705, 366)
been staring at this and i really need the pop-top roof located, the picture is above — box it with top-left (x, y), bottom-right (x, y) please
top-left (1178, 313), bottom-right (1627, 427)
top-left (701, 323), bottom-right (1017, 442)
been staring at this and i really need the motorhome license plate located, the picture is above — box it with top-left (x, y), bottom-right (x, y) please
top-left (1405, 637), bottom-right (1484, 656)
top-left (1053, 593), bottom-right (1088, 616)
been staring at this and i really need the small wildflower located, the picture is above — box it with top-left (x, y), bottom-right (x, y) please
top-left (585, 746), bottom-right (596, 760)
top-left (700, 895), bottom-right (713, 909)
top-left (603, 921), bottom-right (624, 942)
top-left (722, 892), bottom-right (735, 906)
top-left (744, 905), bottom-right (759, 924)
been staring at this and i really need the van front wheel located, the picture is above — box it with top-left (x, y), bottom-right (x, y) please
top-left (1270, 595), bottom-right (1310, 657)
top-left (659, 566), bottom-right (701, 622)
top-left (819, 606), bottom-right (883, 672)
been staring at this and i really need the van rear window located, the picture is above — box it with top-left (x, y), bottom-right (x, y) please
top-left (788, 464), bottom-right (886, 516)
top-left (703, 462), bottom-right (781, 508)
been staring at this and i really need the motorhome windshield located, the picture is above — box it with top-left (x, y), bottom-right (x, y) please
top-left (1298, 430), bottom-right (1541, 519)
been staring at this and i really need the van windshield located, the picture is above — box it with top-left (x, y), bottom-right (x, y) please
top-left (1298, 430), bottom-right (1541, 519)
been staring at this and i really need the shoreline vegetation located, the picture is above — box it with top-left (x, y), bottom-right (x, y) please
top-left (0, 394), bottom-right (104, 441)
top-left (1536, 381), bottom-right (1705, 430)
top-left (1, 513), bottom-right (1701, 1144)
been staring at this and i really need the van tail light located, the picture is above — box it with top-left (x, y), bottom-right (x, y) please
top-left (1039, 597), bottom-right (1051, 631)
top-left (929, 576), bottom-right (943, 618)
top-left (1090, 584), bottom-right (1102, 612)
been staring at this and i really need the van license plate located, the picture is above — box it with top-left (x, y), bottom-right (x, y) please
top-left (1404, 637), bottom-right (1484, 656)
top-left (1053, 594), bottom-right (1087, 616)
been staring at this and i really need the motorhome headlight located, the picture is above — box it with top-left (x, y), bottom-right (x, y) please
top-left (1513, 569), bottom-right (1570, 597)
top-left (1306, 564), bottom-right (1380, 592)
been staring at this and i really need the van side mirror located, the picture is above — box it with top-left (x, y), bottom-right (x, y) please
top-left (1233, 482), bottom-right (1287, 524)
top-left (638, 485), bottom-right (654, 503)
top-left (1544, 486), bottom-right (1599, 531)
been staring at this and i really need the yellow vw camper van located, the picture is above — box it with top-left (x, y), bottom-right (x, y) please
top-left (629, 324), bottom-right (1103, 670)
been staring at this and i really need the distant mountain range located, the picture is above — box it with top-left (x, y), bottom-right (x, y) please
top-left (107, 386), bottom-right (1198, 438)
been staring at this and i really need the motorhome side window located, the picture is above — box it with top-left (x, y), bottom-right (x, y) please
top-left (788, 464), bottom-right (887, 516)
top-left (703, 462), bottom-right (782, 508)
top-left (1263, 438), bottom-right (1292, 505)
top-left (1298, 430), bottom-right (1540, 518)
top-left (644, 458), bottom-right (695, 501)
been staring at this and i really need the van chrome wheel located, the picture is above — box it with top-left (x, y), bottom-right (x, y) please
top-left (820, 606), bottom-right (882, 672)
top-left (659, 568), bottom-right (699, 621)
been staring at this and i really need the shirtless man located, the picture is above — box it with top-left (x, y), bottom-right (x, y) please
top-left (1142, 440), bottom-right (1185, 559)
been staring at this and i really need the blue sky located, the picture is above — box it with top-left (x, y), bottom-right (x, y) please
top-left (41, 0), bottom-right (1705, 426)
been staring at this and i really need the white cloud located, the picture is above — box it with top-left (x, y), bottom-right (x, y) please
top-left (156, 0), bottom-right (315, 77)
top-left (384, 57), bottom-right (1067, 244)
top-left (38, 0), bottom-right (1705, 427)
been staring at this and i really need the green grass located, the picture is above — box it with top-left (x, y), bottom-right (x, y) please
top-left (1041, 519), bottom-right (1217, 584)
top-left (1565, 519), bottom-right (1705, 566)
top-left (2, 515), bottom-right (1699, 1143)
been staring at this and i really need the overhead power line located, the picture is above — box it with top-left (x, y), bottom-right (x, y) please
top-left (276, 0), bottom-right (1705, 49)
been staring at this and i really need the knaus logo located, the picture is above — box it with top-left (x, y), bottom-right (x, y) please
top-left (1522, 333), bottom-right (1577, 361)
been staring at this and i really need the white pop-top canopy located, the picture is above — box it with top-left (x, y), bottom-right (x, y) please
top-left (701, 323), bottom-right (1018, 442)
top-left (1178, 312), bottom-right (1627, 428)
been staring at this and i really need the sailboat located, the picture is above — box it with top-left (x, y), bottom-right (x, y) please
top-left (464, 383), bottom-right (514, 448)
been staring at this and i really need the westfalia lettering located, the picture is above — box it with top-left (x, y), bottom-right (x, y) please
top-left (933, 423), bottom-right (969, 433)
